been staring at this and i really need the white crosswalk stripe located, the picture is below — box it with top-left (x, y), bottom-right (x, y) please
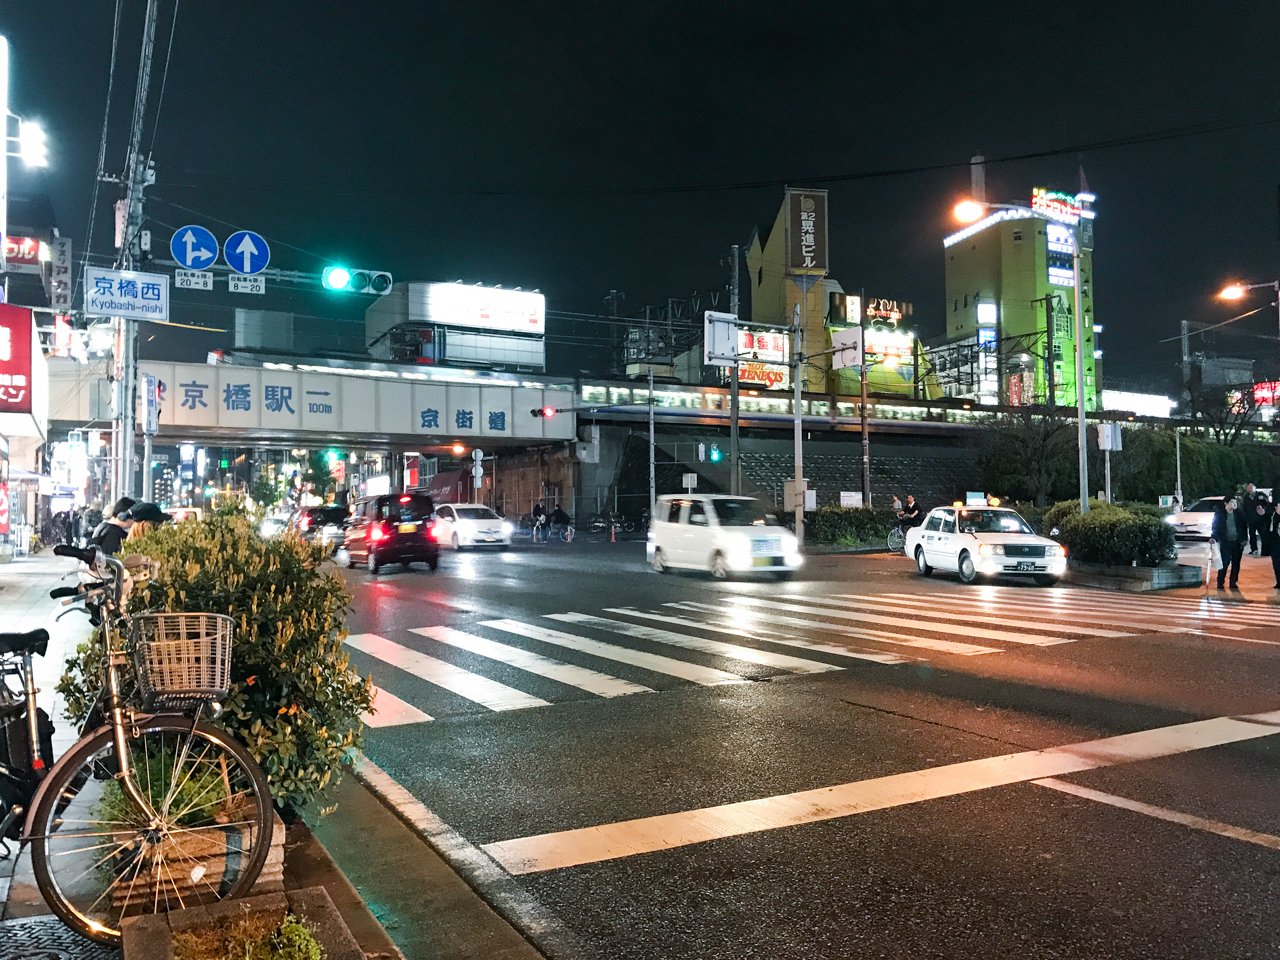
top-left (411, 625), bottom-right (654, 697)
top-left (346, 632), bottom-right (550, 711)
top-left (481, 618), bottom-right (750, 686)
top-left (364, 685), bottom-right (433, 727)
top-left (547, 612), bottom-right (846, 673)
top-left (824, 594), bottom-right (1134, 638)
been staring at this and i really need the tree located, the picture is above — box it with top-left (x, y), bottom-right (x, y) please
top-left (1188, 380), bottom-right (1262, 447)
top-left (978, 408), bottom-right (1076, 506)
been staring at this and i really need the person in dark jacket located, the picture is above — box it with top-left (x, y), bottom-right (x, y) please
top-left (1210, 496), bottom-right (1246, 591)
top-left (1242, 482), bottom-right (1273, 556)
top-left (88, 497), bottom-right (137, 557)
top-left (1270, 486), bottom-right (1280, 589)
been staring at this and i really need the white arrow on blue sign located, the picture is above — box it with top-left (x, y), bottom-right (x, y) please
top-left (169, 224), bottom-right (219, 270)
top-left (224, 229), bottom-right (270, 276)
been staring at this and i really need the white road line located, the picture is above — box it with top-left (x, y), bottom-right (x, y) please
top-left (480, 619), bottom-right (748, 686)
top-left (412, 625), bottom-right (654, 698)
top-left (549, 612), bottom-right (844, 674)
top-left (612, 607), bottom-right (915, 664)
top-left (667, 602), bottom-right (999, 657)
top-left (364, 684), bottom-right (434, 727)
top-left (480, 708), bottom-right (1280, 875)
top-left (728, 595), bottom-right (1076, 646)
top-left (924, 588), bottom-right (1280, 625)
top-left (826, 593), bottom-right (1133, 638)
top-left (346, 632), bottom-right (550, 711)
top-left (1033, 777), bottom-right (1280, 852)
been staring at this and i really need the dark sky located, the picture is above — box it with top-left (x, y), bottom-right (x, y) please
top-left (7, 2), bottom-right (1280, 389)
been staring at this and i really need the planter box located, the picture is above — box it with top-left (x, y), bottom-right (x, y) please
top-left (120, 885), bottom-right (361, 960)
top-left (1065, 560), bottom-right (1203, 592)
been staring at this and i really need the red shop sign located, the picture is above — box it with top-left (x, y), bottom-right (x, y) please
top-left (0, 305), bottom-right (34, 415)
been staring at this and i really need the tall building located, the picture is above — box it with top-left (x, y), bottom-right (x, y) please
top-left (932, 187), bottom-right (1099, 409)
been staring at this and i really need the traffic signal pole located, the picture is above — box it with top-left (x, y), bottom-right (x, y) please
top-left (728, 244), bottom-right (741, 496)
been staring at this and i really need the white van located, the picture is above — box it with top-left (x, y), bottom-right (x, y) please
top-left (647, 494), bottom-right (802, 580)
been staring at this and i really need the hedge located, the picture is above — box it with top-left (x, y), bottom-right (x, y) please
top-left (1056, 509), bottom-right (1177, 567)
top-left (808, 507), bottom-right (899, 546)
top-left (1041, 499), bottom-right (1120, 535)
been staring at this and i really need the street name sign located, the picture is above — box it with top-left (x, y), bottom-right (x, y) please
top-left (224, 229), bottom-right (270, 275)
top-left (169, 225), bottom-right (218, 270)
top-left (229, 275), bottom-right (266, 295)
top-left (175, 269), bottom-right (213, 290)
top-left (83, 267), bottom-right (170, 322)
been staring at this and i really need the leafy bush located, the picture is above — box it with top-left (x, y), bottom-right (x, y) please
top-left (1057, 509), bottom-right (1177, 567)
top-left (1117, 501), bottom-right (1169, 521)
top-left (59, 513), bottom-right (372, 814)
top-left (808, 507), bottom-right (899, 546)
top-left (173, 911), bottom-right (322, 960)
top-left (1041, 498), bottom-right (1120, 535)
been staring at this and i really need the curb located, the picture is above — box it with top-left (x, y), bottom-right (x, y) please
top-left (804, 545), bottom-right (894, 556)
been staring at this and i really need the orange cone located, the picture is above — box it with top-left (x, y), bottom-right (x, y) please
top-left (610, 523), bottom-right (616, 543)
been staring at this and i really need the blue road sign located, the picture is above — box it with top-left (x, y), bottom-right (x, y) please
top-left (169, 224), bottom-right (219, 270)
top-left (224, 229), bottom-right (270, 276)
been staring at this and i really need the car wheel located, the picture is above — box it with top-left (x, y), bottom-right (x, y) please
top-left (1034, 574), bottom-right (1058, 587)
top-left (368, 550), bottom-right (380, 575)
top-left (710, 552), bottom-right (731, 581)
top-left (427, 552), bottom-right (439, 572)
top-left (451, 533), bottom-right (462, 551)
top-left (652, 548), bottom-right (668, 574)
top-left (915, 548), bottom-right (933, 577)
top-left (958, 551), bottom-right (978, 584)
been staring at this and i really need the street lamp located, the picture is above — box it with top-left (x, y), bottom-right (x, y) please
top-left (1217, 278), bottom-right (1280, 371)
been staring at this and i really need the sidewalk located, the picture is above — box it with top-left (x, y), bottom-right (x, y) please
top-left (1166, 541), bottom-right (1280, 602)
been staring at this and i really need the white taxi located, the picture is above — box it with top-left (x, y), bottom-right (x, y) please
top-left (904, 505), bottom-right (1066, 586)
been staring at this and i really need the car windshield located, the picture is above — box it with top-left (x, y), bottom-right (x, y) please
top-left (311, 507), bottom-right (347, 525)
top-left (455, 507), bottom-right (499, 520)
top-left (956, 509), bottom-right (1033, 535)
top-left (1185, 499), bottom-right (1220, 513)
top-left (711, 498), bottom-right (782, 527)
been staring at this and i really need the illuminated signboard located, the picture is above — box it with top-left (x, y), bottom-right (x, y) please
top-left (1030, 188), bottom-right (1083, 224)
top-left (0, 304), bottom-right (34, 414)
top-left (1254, 381), bottom-right (1280, 407)
top-left (3, 236), bottom-right (44, 275)
top-left (734, 329), bottom-right (790, 389)
top-left (417, 283), bottom-right (546, 336)
top-left (1046, 222), bottom-right (1076, 287)
top-left (864, 298), bottom-right (910, 325)
top-left (862, 326), bottom-right (916, 367)
top-left (786, 188), bottom-right (828, 275)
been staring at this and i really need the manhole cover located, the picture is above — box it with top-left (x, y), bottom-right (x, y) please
top-left (0, 916), bottom-right (118, 960)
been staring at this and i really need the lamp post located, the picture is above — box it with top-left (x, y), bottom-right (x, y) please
top-left (952, 196), bottom-right (1091, 512)
top-left (1218, 280), bottom-right (1280, 373)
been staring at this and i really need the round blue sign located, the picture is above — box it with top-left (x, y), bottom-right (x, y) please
top-left (169, 224), bottom-right (219, 271)
top-left (224, 229), bottom-right (271, 276)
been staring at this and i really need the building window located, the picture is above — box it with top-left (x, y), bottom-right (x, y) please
top-left (953, 299), bottom-right (958, 312)
top-left (963, 294), bottom-right (968, 308)
top-left (1012, 230), bottom-right (1023, 243)
top-left (757, 267), bottom-right (763, 287)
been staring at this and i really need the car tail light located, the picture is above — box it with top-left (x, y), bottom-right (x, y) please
top-left (399, 495), bottom-right (412, 503)
top-left (369, 522), bottom-right (388, 543)
top-left (427, 523), bottom-right (440, 541)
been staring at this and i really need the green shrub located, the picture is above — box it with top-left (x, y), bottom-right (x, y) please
top-left (1041, 498), bottom-right (1121, 535)
top-left (59, 513), bottom-right (373, 815)
top-left (1006, 502), bottom-right (1048, 535)
top-left (1118, 501), bottom-right (1169, 521)
top-left (1057, 509), bottom-right (1177, 567)
top-left (808, 507), bottom-right (898, 546)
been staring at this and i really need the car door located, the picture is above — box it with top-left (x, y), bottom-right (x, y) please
top-left (684, 500), bottom-right (713, 569)
top-left (929, 509), bottom-right (958, 570)
top-left (344, 500), bottom-right (367, 560)
top-left (652, 500), bottom-right (680, 565)
top-left (917, 511), bottom-right (943, 564)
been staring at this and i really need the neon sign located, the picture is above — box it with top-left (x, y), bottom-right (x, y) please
top-left (735, 329), bottom-right (791, 389)
top-left (1031, 188), bottom-right (1083, 224)
top-left (864, 298), bottom-right (909, 325)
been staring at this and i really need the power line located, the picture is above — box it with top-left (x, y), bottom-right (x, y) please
top-left (76, 0), bottom-right (125, 305)
top-left (145, 0), bottom-right (180, 162)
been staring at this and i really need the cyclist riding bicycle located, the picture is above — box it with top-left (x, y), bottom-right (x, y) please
top-left (898, 494), bottom-right (922, 529)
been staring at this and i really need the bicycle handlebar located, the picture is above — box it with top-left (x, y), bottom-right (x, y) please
top-left (54, 544), bottom-right (100, 565)
top-left (49, 585), bottom-right (82, 599)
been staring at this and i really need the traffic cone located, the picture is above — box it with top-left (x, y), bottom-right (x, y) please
top-left (610, 523), bottom-right (616, 543)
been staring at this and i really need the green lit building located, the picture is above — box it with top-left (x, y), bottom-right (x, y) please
top-left (931, 188), bottom-right (1099, 409)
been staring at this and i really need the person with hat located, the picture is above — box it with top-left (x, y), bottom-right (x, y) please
top-left (89, 497), bottom-right (137, 556)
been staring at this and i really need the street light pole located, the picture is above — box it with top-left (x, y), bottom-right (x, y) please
top-left (728, 244), bottom-right (741, 495)
top-left (1073, 221), bottom-right (1090, 513)
top-left (648, 366), bottom-right (656, 516)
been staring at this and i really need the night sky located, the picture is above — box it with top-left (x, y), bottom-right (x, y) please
top-left (6, 2), bottom-right (1280, 389)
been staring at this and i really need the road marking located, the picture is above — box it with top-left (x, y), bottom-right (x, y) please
top-left (924, 588), bottom-right (1280, 626)
top-left (1033, 777), bottom-right (1280, 852)
top-left (667, 601), bottom-right (999, 656)
top-left (728, 595), bottom-right (1076, 646)
top-left (480, 708), bottom-right (1280, 874)
top-left (412, 625), bottom-right (654, 698)
top-left (480, 619), bottom-right (748, 686)
top-left (550, 612), bottom-right (844, 674)
top-left (828, 593), bottom-right (1133, 638)
top-left (364, 684), bottom-right (433, 727)
top-left (346, 632), bottom-right (550, 711)
top-left (613, 607), bottom-right (915, 664)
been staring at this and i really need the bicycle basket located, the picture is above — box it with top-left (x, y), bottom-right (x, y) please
top-left (130, 613), bottom-right (233, 709)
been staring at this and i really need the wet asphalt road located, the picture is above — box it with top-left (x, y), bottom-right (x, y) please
top-left (334, 539), bottom-right (1280, 960)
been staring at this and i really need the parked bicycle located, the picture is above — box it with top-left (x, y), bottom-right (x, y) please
top-left (0, 544), bottom-right (272, 945)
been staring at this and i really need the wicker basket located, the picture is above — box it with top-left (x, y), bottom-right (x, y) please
top-left (131, 612), bottom-right (233, 709)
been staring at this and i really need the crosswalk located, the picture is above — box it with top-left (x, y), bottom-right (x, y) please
top-left (345, 587), bottom-right (1280, 727)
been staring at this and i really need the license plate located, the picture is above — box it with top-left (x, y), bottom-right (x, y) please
top-left (398, 523), bottom-right (418, 534)
top-left (1015, 561), bottom-right (1035, 572)
top-left (751, 538), bottom-right (780, 555)
top-left (752, 557), bottom-right (773, 567)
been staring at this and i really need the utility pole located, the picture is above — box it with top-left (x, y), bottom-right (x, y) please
top-left (728, 244), bottom-right (741, 495)
top-left (1174, 430), bottom-right (1183, 507)
top-left (1073, 222), bottom-right (1090, 513)
top-left (1180, 318), bottom-right (1191, 402)
top-left (648, 367), bottom-right (656, 516)
top-left (1043, 295), bottom-right (1056, 410)
top-left (859, 293), bottom-right (870, 506)
top-left (113, 0), bottom-right (160, 502)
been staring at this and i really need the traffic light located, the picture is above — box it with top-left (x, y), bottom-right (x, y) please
top-left (708, 444), bottom-right (722, 463)
top-left (321, 265), bottom-right (393, 295)
top-left (530, 406), bottom-right (558, 418)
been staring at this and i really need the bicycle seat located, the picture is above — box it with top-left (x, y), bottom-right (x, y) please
top-left (0, 629), bottom-right (49, 657)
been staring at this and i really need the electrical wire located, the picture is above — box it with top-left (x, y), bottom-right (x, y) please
top-left (145, 0), bottom-right (180, 162)
top-left (147, 195), bottom-right (334, 263)
top-left (1156, 303), bottom-right (1275, 342)
top-left (76, 0), bottom-right (125, 305)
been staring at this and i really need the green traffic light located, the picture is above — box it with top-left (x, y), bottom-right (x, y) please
top-left (322, 266), bottom-right (352, 290)
top-left (709, 444), bottom-right (722, 462)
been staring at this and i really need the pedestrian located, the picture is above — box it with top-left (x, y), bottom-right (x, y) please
top-left (1270, 485), bottom-right (1280, 590)
top-left (89, 498), bottom-right (137, 557)
top-left (69, 508), bottom-right (82, 546)
top-left (1210, 495), bottom-right (1246, 591)
top-left (1242, 482), bottom-right (1272, 556)
top-left (891, 494), bottom-right (903, 513)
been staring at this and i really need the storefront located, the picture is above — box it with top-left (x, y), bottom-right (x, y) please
top-left (0, 305), bottom-right (50, 560)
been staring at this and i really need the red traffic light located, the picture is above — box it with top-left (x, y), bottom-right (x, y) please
top-left (531, 406), bottom-right (557, 418)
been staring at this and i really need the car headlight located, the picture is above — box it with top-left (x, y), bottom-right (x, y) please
top-left (782, 533), bottom-right (798, 554)
top-left (1163, 515), bottom-right (1177, 525)
top-left (1045, 544), bottom-right (1066, 558)
top-left (727, 533), bottom-right (752, 556)
top-left (500, 521), bottom-right (513, 536)
top-left (978, 543), bottom-right (1005, 556)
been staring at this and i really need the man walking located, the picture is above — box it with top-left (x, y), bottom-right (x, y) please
top-left (1211, 496), bottom-right (1246, 591)
top-left (1270, 487), bottom-right (1280, 589)
top-left (1242, 482), bottom-right (1272, 556)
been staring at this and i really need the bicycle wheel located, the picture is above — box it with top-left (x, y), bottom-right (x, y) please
top-left (29, 716), bottom-right (273, 946)
top-left (887, 527), bottom-right (907, 552)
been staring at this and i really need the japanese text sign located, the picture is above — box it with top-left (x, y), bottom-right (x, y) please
top-left (0, 305), bottom-right (33, 414)
top-left (83, 267), bottom-right (170, 322)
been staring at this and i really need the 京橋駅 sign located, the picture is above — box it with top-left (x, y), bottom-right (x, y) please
top-left (83, 267), bottom-right (170, 322)
top-left (786, 188), bottom-right (828, 275)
